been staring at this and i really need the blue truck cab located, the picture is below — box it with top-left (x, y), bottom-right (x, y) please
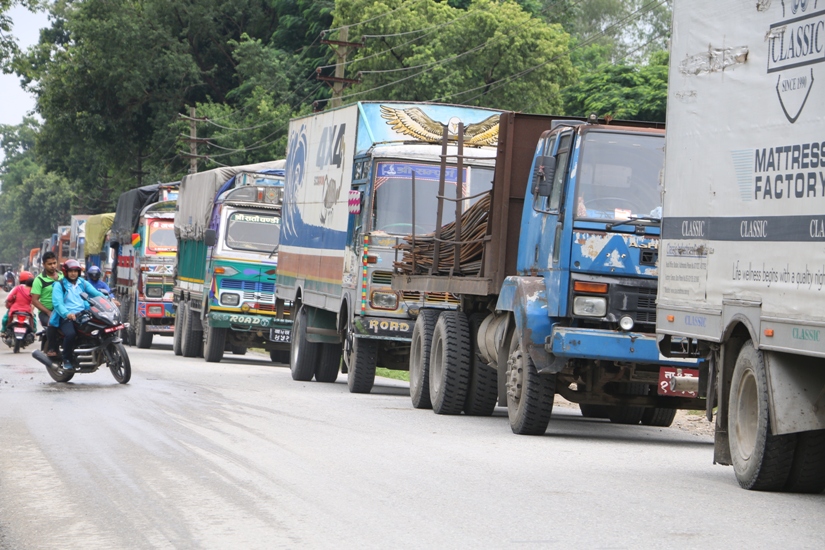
top-left (392, 112), bottom-right (704, 432)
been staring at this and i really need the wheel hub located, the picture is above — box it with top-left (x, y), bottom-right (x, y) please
top-left (507, 349), bottom-right (524, 402)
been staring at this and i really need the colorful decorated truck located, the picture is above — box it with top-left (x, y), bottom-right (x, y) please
top-left (279, 102), bottom-right (500, 392)
top-left (84, 212), bottom-right (115, 279)
top-left (68, 214), bottom-right (90, 266)
top-left (173, 162), bottom-right (292, 363)
top-left (111, 183), bottom-right (179, 348)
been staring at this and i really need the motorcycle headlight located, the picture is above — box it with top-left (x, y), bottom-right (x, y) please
top-left (370, 291), bottom-right (399, 310)
top-left (573, 296), bottom-right (607, 317)
top-left (220, 293), bottom-right (241, 306)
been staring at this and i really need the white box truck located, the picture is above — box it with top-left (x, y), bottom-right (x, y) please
top-left (658, 0), bottom-right (825, 492)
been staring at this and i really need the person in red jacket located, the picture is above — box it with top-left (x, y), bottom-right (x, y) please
top-left (2, 270), bottom-right (36, 333)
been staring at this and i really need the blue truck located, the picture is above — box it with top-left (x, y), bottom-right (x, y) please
top-left (392, 112), bottom-right (703, 431)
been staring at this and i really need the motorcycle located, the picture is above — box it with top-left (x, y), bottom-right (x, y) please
top-left (32, 293), bottom-right (132, 384)
top-left (3, 311), bottom-right (36, 353)
top-left (2, 280), bottom-right (13, 292)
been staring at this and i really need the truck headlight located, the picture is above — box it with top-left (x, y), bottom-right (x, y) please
top-left (370, 291), bottom-right (399, 310)
top-left (146, 287), bottom-right (163, 298)
top-left (573, 296), bottom-right (607, 317)
top-left (220, 293), bottom-right (240, 306)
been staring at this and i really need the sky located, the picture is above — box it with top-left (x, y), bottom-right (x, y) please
top-left (0, 4), bottom-right (50, 161)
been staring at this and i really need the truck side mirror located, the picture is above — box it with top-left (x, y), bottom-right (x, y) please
top-left (205, 229), bottom-right (217, 247)
top-left (537, 156), bottom-right (556, 197)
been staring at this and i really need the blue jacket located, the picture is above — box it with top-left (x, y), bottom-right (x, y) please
top-left (50, 278), bottom-right (104, 327)
top-left (87, 278), bottom-right (111, 294)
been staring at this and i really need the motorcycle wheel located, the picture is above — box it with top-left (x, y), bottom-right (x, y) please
top-left (13, 339), bottom-right (20, 353)
top-left (108, 342), bottom-right (131, 384)
top-left (46, 361), bottom-right (74, 383)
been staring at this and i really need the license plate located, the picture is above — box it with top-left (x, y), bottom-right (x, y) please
top-left (13, 328), bottom-right (26, 334)
top-left (105, 324), bottom-right (126, 334)
top-left (658, 366), bottom-right (700, 397)
top-left (269, 328), bottom-right (291, 343)
top-left (146, 325), bottom-right (173, 332)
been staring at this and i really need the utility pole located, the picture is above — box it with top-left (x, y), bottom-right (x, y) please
top-left (189, 106), bottom-right (198, 173)
top-left (317, 27), bottom-right (363, 109)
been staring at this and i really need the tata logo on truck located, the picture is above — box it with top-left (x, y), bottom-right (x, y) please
top-left (766, 2), bottom-right (824, 123)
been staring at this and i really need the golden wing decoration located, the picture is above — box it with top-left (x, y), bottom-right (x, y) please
top-left (464, 114), bottom-right (500, 146)
top-left (380, 106), bottom-right (445, 143)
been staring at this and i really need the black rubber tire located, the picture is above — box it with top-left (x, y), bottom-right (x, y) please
top-left (785, 430), bottom-right (825, 494)
top-left (203, 321), bottom-right (226, 363)
top-left (641, 406), bottom-right (677, 427)
top-left (290, 305), bottom-right (319, 381)
top-left (315, 344), bottom-right (341, 383)
top-left (409, 309), bottom-right (439, 409)
top-left (429, 311), bottom-right (471, 415)
top-left (124, 300), bottom-right (136, 346)
top-left (13, 339), bottom-right (20, 353)
top-left (135, 317), bottom-right (153, 349)
top-left (579, 403), bottom-right (610, 419)
top-left (346, 336), bottom-right (378, 394)
top-left (270, 349), bottom-right (290, 364)
top-left (506, 330), bottom-right (555, 435)
top-left (172, 304), bottom-right (184, 356)
top-left (607, 383), bottom-right (648, 425)
top-left (108, 342), bottom-right (131, 384)
top-left (729, 341), bottom-right (797, 491)
top-left (232, 345), bottom-right (247, 355)
top-left (181, 303), bottom-right (203, 358)
top-left (463, 313), bottom-right (498, 416)
top-left (46, 361), bottom-right (74, 383)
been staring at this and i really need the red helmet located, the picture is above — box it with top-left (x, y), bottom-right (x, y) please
top-left (18, 271), bottom-right (34, 284)
top-left (61, 259), bottom-right (83, 277)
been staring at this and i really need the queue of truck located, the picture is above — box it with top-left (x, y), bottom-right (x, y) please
top-left (8, 0), bottom-right (823, 493)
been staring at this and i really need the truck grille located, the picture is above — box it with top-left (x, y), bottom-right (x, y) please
top-left (371, 271), bottom-right (393, 285)
top-left (613, 284), bottom-right (657, 325)
top-left (221, 279), bottom-right (275, 293)
top-left (401, 291), bottom-right (460, 305)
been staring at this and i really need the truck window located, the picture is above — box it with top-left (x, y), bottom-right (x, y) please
top-left (574, 132), bottom-right (664, 221)
top-left (372, 161), bottom-right (494, 235)
top-left (147, 221), bottom-right (177, 253)
top-left (224, 210), bottom-right (280, 253)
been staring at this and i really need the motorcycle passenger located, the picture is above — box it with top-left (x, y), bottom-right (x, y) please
top-left (85, 265), bottom-right (111, 294)
top-left (2, 271), bottom-right (36, 334)
top-left (31, 251), bottom-right (63, 358)
top-left (50, 260), bottom-right (104, 370)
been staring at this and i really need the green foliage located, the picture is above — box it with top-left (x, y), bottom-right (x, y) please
top-left (562, 50), bottom-right (669, 122)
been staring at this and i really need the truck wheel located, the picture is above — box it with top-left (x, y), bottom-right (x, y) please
top-left (729, 341), bottom-right (797, 491)
top-left (270, 349), bottom-right (290, 364)
top-left (506, 331), bottom-right (555, 435)
top-left (641, 400), bottom-right (677, 427)
top-left (315, 344), bottom-right (341, 383)
top-left (135, 318), bottom-right (153, 349)
top-left (290, 305), bottom-right (319, 381)
top-left (232, 345), bottom-right (247, 355)
top-left (203, 321), bottom-right (226, 363)
top-left (785, 430), bottom-right (825, 493)
top-left (172, 305), bottom-right (184, 356)
top-left (429, 311), bottom-right (471, 415)
top-left (463, 313), bottom-right (498, 416)
top-left (346, 336), bottom-right (378, 394)
top-left (579, 404), bottom-right (609, 419)
top-left (409, 309), bottom-right (439, 409)
top-left (607, 383), bottom-right (647, 425)
top-left (181, 304), bottom-right (202, 358)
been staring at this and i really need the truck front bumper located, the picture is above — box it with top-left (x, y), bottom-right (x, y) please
top-left (548, 326), bottom-right (699, 367)
top-left (208, 311), bottom-right (292, 332)
top-left (353, 315), bottom-right (413, 342)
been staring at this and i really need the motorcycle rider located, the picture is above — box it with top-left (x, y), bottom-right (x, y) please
top-left (85, 265), bottom-right (111, 293)
top-left (50, 260), bottom-right (104, 370)
top-left (31, 251), bottom-right (63, 358)
top-left (2, 271), bottom-right (36, 335)
top-left (3, 269), bottom-right (14, 290)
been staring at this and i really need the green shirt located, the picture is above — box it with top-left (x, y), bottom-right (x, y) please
top-left (31, 272), bottom-right (64, 310)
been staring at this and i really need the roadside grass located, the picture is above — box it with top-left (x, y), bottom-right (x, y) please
top-left (375, 367), bottom-right (409, 382)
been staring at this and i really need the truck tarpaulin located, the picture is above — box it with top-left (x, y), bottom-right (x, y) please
top-left (175, 160), bottom-right (285, 241)
top-left (111, 184), bottom-right (161, 244)
top-left (85, 213), bottom-right (115, 256)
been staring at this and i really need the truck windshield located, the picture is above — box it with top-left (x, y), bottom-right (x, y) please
top-left (224, 210), bottom-right (280, 253)
top-left (574, 132), bottom-right (664, 222)
top-left (147, 220), bottom-right (176, 253)
top-left (372, 161), bottom-right (494, 235)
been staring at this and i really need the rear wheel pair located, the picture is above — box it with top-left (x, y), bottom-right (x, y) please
top-left (289, 305), bottom-right (341, 384)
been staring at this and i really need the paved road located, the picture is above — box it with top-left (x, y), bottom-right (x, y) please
top-left (0, 334), bottom-right (823, 549)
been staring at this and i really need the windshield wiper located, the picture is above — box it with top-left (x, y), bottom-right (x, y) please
top-left (268, 244), bottom-right (279, 258)
top-left (606, 216), bottom-right (661, 230)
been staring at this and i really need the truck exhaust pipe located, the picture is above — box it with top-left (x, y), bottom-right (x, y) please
top-left (670, 375), bottom-right (699, 394)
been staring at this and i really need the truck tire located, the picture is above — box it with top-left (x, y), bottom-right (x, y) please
top-left (346, 336), bottom-right (378, 394)
top-left (135, 317), bottom-right (153, 349)
top-left (290, 305), bottom-right (319, 381)
top-left (315, 344), bottom-right (341, 383)
top-left (203, 321), bottom-right (226, 363)
top-left (785, 430), bottom-right (825, 494)
top-left (607, 383), bottom-right (647, 425)
top-left (429, 311), bottom-right (471, 415)
top-left (641, 405), bottom-right (677, 427)
top-left (181, 304), bottom-right (202, 358)
top-left (729, 341), bottom-right (797, 491)
top-left (270, 349), bottom-right (290, 364)
top-left (506, 331), bottom-right (555, 435)
top-left (172, 304), bottom-right (184, 356)
top-left (232, 345), bottom-right (247, 355)
top-left (409, 309), bottom-right (439, 409)
top-left (579, 404), bottom-right (609, 419)
top-left (463, 313), bottom-right (498, 416)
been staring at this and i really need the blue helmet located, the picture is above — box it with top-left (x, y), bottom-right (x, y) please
top-left (87, 265), bottom-right (102, 282)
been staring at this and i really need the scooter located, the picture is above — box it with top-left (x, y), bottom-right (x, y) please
top-left (32, 293), bottom-right (132, 384)
top-left (3, 311), bottom-right (36, 353)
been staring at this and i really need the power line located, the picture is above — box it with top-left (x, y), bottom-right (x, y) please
top-left (323, 0), bottom-right (425, 36)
